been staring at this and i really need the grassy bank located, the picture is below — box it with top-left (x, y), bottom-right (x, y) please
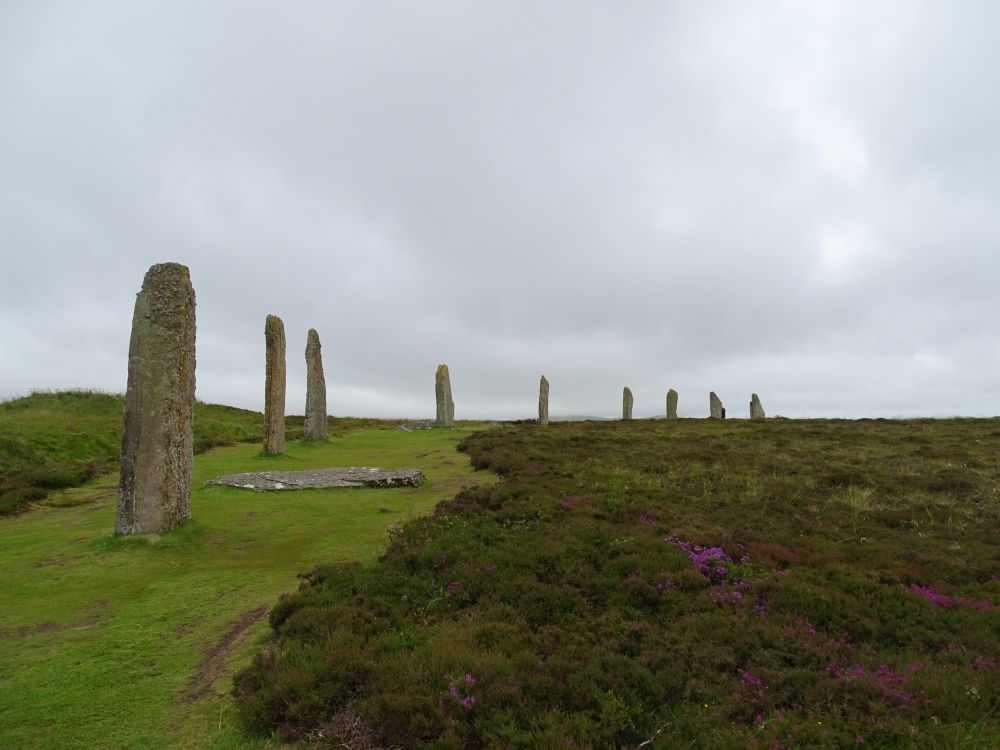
top-left (0, 391), bottom-right (264, 516)
top-left (235, 418), bottom-right (1000, 748)
top-left (0, 426), bottom-right (495, 749)
top-left (0, 390), bottom-right (405, 517)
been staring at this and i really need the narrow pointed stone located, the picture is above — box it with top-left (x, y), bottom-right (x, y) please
top-left (622, 387), bottom-right (634, 420)
top-left (538, 375), bottom-right (550, 426)
top-left (263, 315), bottom-right (286, 455)
top-left (303, 329), bottom-right (328, 440)
top-left (709, 391), bottom-right (724, 419)
top-left (750, 393), bottom-right (766, 420)
top-left (666, 389), bottom-right (678, 419)
top-left (435, 364), bottom-right (454, 426)
top-left (116, 262), bottom-right (196, 535)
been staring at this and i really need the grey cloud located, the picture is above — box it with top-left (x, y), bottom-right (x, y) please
top-left (2, 1), bottom-right (999, 418)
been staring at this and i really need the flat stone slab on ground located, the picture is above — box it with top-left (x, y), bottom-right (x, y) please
top-left (211, 467), bottom-right (425, 491)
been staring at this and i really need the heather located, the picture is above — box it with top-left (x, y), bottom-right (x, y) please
top-left (235, 418), bottom-right (1000, 748)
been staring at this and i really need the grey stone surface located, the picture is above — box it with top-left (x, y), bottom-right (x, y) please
top-left (666, 389), bottom-right (678, 419)
top-left (435, 364), bottom-right (454, 426)
top-left (709, 391), bottom-right (724, 419)
top-left (263, 314), bottom-right (286, 455)
top-left (116, 262), bottom-right (196, 535)
top-left (396, 421), bottom-right (435, 432)
top-left (750, 393), bottom-right (766, 420)
top-left (623, 386), bottom-right (634, 420)
top-left (212, 467), bottom-right (425, 491)
top-left (539, 375), bottom-right (550, 426)
top-left (303, 328), bottom-right (328, 441)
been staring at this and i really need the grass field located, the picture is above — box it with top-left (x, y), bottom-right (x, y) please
top-left (236, 417), bottom-right (1000, 749)
top-left (0, 391), bottom-right (266, 516)
top-left (0, 425), bottom-right (495, 749)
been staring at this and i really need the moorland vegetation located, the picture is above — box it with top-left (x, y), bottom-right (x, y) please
top-left (236, 417), bottom-right (1000, 748)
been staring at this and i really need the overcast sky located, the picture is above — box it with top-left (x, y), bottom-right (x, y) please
top-left (2, 1), bottom-right (999, 419)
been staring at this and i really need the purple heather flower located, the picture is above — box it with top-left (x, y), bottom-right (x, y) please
top-left (973, 657), bottom-right (997, 671)
top-left (908, 584), bottom-right (955, 607)
top-left (465, 673), bottom-right (476, 684)
top-left (741, 671), bottom-right (764, 690)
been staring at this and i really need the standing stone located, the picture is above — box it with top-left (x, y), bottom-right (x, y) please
top-left (435, 364), bottom-right (454, 427)
top-left (263, 315), bottom-right (286, 455)
top-left (116, 263), bottom-right (196, 535)
top-left (303, 329), bottom-right (328, 441)
top-left (709, 391), bottom-right (724, 419)
top-left (538, 375), bottom-right (550, 426)
top-left (666, 389), bottom-right (678, 419)
top-left (750, 393), bottom-right (766, 420)
top-left (623, 387), bottom-right (634, 420)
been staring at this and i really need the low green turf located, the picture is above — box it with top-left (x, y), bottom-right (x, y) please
top-left (236, 418), bottom-right (1000, 749)
top-left (0, 426), bottom-right (495, 750)
top-left (0, 391), bottom-right (267, 516)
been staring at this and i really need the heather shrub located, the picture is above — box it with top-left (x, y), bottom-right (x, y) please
top-left (235, 418), bottom-right (1000, 748)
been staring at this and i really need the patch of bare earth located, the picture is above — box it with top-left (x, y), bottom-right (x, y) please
top-left (182, 604), bottom-right (269, 703)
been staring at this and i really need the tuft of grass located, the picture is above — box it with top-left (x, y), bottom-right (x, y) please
top-left (234, 418), bottom-right (1000, 748)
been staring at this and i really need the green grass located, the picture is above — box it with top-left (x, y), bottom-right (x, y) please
top-left (0, 390), bottom-right (268, 516)
top-left (0, 425), bottom-right (495, 749)
top-left (235, 418), bottom-right (1000, 749)
top-left (0, 390), bottom-right (423, 517)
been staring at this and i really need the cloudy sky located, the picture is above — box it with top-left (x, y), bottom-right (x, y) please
top-left (2, 1), bottom-right (999, 419)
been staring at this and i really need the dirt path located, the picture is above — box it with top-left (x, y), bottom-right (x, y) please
top-left (181, 604), bottom-right (270, 703)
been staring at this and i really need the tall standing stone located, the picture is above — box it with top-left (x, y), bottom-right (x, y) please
top-left (623, 387), bottom-right (634, 420)
top-left (750, 393), bottom-right (766, 420)
top-left (709, 391), bottom-right (724, 419)
top-left (115, 263), bottom-right (196, 535)
top-left (263, 315), bottom-right (286, 455)
top-left (538, 375), bottom-right (550, 426)
top-left (666, 389), bottom-right (678, 419)
top-left (435, 364), bottom-right (454, 427)
top-left (303, 329), bottom-right (328, 441)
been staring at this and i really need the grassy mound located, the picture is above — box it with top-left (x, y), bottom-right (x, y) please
top-left (0, 390), bottom-right (391, 517)
top-left (234, 418), bottom-right (1000, 748)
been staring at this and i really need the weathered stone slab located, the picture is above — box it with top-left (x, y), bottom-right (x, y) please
top-left (623, 387), bottom-right (634, 420)
top-left (396, 421), bottom-right (435, 432)
top-left (539, 375), bottom-right (550, 426)
top-left (211, 467), bottom-right (425, 491)
top-left (666, 389), bottom-right (678, 419)
top-left (116, 262), bottom-right (196, 535)
top-left (303, 328), bottom-right (328, 441)
top-left (709, 391), bottom-right (724, 419)
top-left (263, 315), bottom-right (286, 455)
top-left (750, 393), bottom-right (766, 420)
top-left (435, 364), bottom-right (454, 426)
